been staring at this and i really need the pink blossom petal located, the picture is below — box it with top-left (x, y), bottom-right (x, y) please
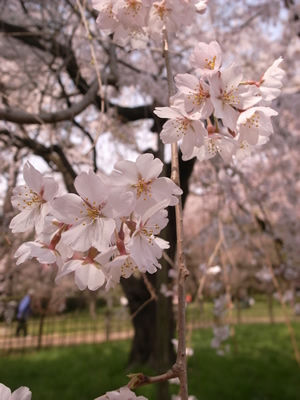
top-left (23, 162), bottom-right (43, 194)
top-left (42, 177), bottom-right (58, 201)
top-left (75, 264), bottom-right (106, 291)
top-left (136, 153), bottom-right (163, 181)
top-left (9, 208), bottom-right (37, 233)
top-left (0, 384), bottom-right (11, 400)
top-left (11, 386), bottom-right (32, 400)
top-left (51, 194), bottom-right (84, 224)
top-left (75, 170), bottom-right (108, 204)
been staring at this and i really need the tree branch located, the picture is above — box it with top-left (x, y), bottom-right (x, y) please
top-left (0, 129), bottom-right (76, 192)
top-left (0, 80), bottom-right (98, 124)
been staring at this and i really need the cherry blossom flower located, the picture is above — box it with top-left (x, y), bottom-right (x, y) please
top-left (190, 41), bottom-right (222, 76)
top-left (51, 170), bottom-right (129, 252)
top-left (209, 66), bottom-right (261, 131)
top-left (56, 248), bottom-right (115, 291)
top-left (95, 386), bottom-right (147, 400)
top-left (148, 0), bottom-right (198, 41)
top-left (10, 162), bottom-right (58, 233)
top-left (111, 153), bottom-right (182, 214)
top-left (113, 0), bottom-right (152, 29)
top-left (105, 254), bottom-right (138, 289)
top-left (93, 0), bottom-right (149, 48)
top-left (235, 135), bottom-right (269, 161)
top-left (154, 104), bottom-right (207, 160)
top-left (260, 57), bottom-right (285, 102)
top-left (94, 0), bottom-right (205, 45)
top-left (237, 106), bottom-right (278, 145)
top-left (186, 133), bottom-right (237, 163)
top-left (15, 241), bottom-right (58, 266)
top-left (0, 384), bottom-right (31, 400)
top-left (14, 217), bottom-right (72, 268)
top-left (128, 201), bottom-right (169, 273)
top-left (93, 0), bottom-right (118, 33)
top-left (174, 73), bottom-right (214, 117)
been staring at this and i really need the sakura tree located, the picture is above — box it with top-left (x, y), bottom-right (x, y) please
top-left (0, 0), bottom-right (295, 399)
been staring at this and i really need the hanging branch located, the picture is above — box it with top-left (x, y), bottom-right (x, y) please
top-left (163, 28), bottom-right (189, 400)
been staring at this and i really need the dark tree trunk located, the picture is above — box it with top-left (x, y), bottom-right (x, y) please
top-left (121, 275), bottom-right (157, 365)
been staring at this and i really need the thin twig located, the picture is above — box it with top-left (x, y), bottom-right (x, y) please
top-left (197, 234), bottom-right (223, 299)
top-left (163, 28), bottom-right (189, 400)
top-left (127, 368), bottom-right (177, 390)
top-left (163, 250), bottom-right (176, 268)
top-left (76, 0), bottom-right (105, 151)
top-left (130, 274), bottom-right (157, 321)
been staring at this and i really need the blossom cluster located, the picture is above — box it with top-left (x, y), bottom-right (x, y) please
top-left (154, 41), bottom-right (285, 163)
top-left (10, 154), bottom-right (182, 291)
top-left (93, 0), bottom-right (207, 46)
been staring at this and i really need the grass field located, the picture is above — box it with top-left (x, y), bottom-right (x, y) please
top-left (0, 323), bottom-right (299, 400)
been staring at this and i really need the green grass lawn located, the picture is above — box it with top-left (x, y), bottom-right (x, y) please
top-left (0, 323), bottom-right (299, 400)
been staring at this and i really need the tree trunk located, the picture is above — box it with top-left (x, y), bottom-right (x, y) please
top-left (121, 275), bottom-right (158, 365)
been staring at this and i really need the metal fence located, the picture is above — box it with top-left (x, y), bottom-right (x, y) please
top-left (0, 306), bottom-right (132, 353)
top-left (0, 297), bottom-right (299, 353)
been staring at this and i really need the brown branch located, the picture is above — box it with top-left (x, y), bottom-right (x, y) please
top-left (130, 274), bottom-right (157, 320)
top-left (0, 79), bottom-right (98, 124)
top-left (0, 18), bottom-right (156, 123)
top-left (0, 129), bottom-right (76, 193)
top-left (163, 28), bottom-right (189, 400)
top-left (127, 368), bottom-right (177, 390)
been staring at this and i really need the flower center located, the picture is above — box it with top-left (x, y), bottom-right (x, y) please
top-left (125, 0), bottom-right (142, 16)
top-left (81, 198), bottom-right (106, 222)
top-left (239, 140), bottom-right (249, 150)
top-left (105, 4), bottom-right (114, 19)
top-left (204, 56), bottom-right (216, 70)
top-left (17, 187), bottom-right (44, 209)
top-left (133, 178), bottom-right (152, 200)
top-left (154, 1), bottom-right (169, 20)
top-left (221, 86), bottom-right (238, 106)
top-left (188, 84), bottom-right (209, 105)
top-left (141, 227), bottom-right (155, 244)
top-left (242, 112), bottom-right (260, 129)
top-left (172, 117), bottom-right (192, 138)
top-left (87, 207), bottom-right (101, 221)
top-left (121, 257), bottom-right (137, 277)
top-left (207, 138), bottom-right (219, 156)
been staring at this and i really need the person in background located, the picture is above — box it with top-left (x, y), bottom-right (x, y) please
top-left (16, 290), bottom-right (33, 337)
